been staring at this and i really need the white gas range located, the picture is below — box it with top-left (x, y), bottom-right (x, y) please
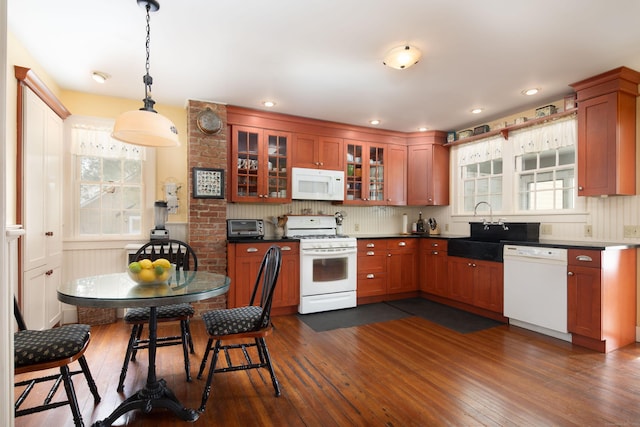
top-left (285, 216), bottom-right (357, 314)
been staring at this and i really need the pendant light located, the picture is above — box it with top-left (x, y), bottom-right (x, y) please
top-left (112, 0), bottom-right (179, 147)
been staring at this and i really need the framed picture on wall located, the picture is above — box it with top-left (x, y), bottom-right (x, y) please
top-left (192, 167), bottom-right (225, 199)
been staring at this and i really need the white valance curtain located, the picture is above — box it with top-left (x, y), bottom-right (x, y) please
top-left (455, 115), bottom-right (577, 166)
top-left (510, 115), bottom-right (576, 155)
top-left (70, 122), bottom-right (146, 160)
top-left (456, 135), bottom-right (503, 166)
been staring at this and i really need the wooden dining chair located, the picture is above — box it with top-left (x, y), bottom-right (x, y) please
top-left (197, 245), bottom-right (282, 412)
top-left (13, 297), bottom-right (101, 426)
top-left (118, 239), bottom-right (198, 392)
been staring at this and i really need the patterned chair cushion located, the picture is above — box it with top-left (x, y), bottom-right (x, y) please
top-left (202, 306), bottom-right (265, 336)
top-left (14, 324), bottom-right (90, 368)
top-left (124, 303), bottom-right (195, 322)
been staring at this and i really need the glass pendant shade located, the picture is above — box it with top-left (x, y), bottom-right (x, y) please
top-left (383, 45), bottom-right (422, 70)
top-left (113, 109), bottom-right (180, 147)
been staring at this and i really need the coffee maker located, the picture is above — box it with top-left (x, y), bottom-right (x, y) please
top-left (150, 200), bottom-right (169, 240)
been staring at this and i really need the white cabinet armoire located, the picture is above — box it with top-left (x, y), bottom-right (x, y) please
top-left (16, 66), bottom-right (69, 330)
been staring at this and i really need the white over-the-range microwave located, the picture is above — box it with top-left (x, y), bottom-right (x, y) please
top-left (291, 167), bottom-right (345, 201)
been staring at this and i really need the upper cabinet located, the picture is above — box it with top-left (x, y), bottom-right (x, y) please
top-left (292, 134), bottom-right (344, 171)
top-left (343, 140), bottom-right (407, 206)
top-left (230, 125), bottom-right (292, 203)
top-left (407, 132), bottom-right (450, 206)
top-left (570, 66), bottom-right (640, 196)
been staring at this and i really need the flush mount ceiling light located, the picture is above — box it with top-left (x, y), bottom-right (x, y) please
top-left (471, 108), bottom-right (483, 114)
top-left (522, 88), bottom-right (540, 96)
top-left (112, 0), bottom-right (179, 148)
top-left (92, 71), bottom-right (110, 84)
top-left (262, 101), bottom-right (276, 107)
top-left (369, 119), bottom-right (381, 125)
top-left (383, 45), bottom-right (421, 70)
top-left (418, 127), bottom-right (428, 132)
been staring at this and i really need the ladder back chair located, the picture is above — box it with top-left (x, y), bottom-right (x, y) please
top-left (197, 245), bottom-right (282, 412)
top-left (118, 239), bottom-right (198, 392)
top-left (14, 297), bottom-right (101, 427)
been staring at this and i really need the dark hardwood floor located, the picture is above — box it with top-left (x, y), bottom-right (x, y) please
top-left (14, 312), bottom-right (640, 426)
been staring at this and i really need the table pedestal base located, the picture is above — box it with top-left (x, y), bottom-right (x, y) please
top-left (93, 378), bottom-right (198, 426)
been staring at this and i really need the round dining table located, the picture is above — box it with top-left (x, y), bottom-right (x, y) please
top-left (58, 270), bottom-right (230, 427)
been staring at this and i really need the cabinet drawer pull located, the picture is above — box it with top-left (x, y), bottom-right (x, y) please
top-left (575, 255), bottom-right (593, 262)
top-left (45, 269), bottom-right (54, 276)
top-left (567, 271), bottom-right (574, 276)
top-left (366, 243), bottom-right (375, 248)
top-left (45, 231), bottom-right (54, 236)
top-left (431, 243), bottom-right (439, 247)
top-left (246, 247), bottom-right (259, 253)
top-left (366, 251), bottom-right (375, 256)
top-left (366, 274), bottom-right (375, 279)
top-left (280, 246), bottom-right (292, 251)
top-left (432, 251), bottom-right (439, 255)
top-left (398, 241), bottom-right (406, 247)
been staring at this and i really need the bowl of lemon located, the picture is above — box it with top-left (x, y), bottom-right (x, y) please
top-left (127, 258), bottom-right (175, 285)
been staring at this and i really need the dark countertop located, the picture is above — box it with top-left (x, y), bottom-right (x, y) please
top-left (227, 235), bottom-right (640, 250)
top-left (350, 234), bottom-right (639, 250)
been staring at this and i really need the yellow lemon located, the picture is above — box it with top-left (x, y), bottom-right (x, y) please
top-left (157, 270), bottom-right (170, 283)
top-left (153, 258), bottom-right (171, 269)
top-left (138, 268), bottom-right (156, 283)
top-left (139, 259), bottom-right (153, 270)
top-left (128, 261), bottom-right (142, 273)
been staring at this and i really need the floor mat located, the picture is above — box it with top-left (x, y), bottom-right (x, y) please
top-left (297, 302), bottom-right (410, 332)
top-left (385, 298), bottom-right (503, 334)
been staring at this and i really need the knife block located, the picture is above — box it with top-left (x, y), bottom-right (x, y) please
top-left (429, 225), bottom-right (441, 235)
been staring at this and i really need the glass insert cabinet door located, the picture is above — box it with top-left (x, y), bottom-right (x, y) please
top-left (345, 141), bottom-right (385, 204)
top-left (232, 126), bottom-right (291, 202)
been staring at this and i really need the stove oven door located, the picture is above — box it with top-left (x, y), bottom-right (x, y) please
top-left (300, 247), bottom-right (357, 297)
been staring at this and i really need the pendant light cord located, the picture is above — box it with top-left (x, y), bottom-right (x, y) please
top-left (141, 2), bottom-right (157, 112)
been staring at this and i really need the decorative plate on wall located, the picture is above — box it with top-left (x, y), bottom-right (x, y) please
top-left (196, 108), bottom-right (223, 135)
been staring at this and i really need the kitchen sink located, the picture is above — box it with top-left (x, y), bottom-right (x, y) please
top-left (447, 222), bottom-right (540, 262)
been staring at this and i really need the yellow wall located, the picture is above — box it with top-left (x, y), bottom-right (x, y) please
top-left (6, 30), bottom-right (189, 224)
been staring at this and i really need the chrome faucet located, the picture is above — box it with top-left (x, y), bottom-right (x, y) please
top-left (473, 201), bottom-right (493, 229)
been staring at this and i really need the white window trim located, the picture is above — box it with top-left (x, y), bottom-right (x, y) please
top-left (451, 116), bottom-right (587, 222)
top-left (63, 115), bottom-right (156, 242)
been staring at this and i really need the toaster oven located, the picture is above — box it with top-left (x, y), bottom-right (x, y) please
top-left (227, 219), bottom-right (264, 239)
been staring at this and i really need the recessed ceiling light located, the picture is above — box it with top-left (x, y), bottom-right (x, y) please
top-left (471, 108), bottom-right (483, 114)
top-left (369, 119), bottom-right (380, 125)
top-left (418, 127), bottom-right (428, 132)
top-left (92, 71), bottom-right (110, 84)
top-left (262, 101), bottom-right (276, 107)
top-left (522, 88), bottom-right (540, 96)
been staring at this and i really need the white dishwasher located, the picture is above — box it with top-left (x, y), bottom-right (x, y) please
top-left (503, 245), bottom-right (571, 341)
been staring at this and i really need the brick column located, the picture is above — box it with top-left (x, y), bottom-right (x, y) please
top-left (187, 100), bottom-right (228, 314)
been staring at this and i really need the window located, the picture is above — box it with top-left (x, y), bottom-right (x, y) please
top-left (453, 116), bottom-right (577, 215)
top-left (65, 116), bottom-right (155, 239)
top-left (516, 146), bottom-right (575, 210)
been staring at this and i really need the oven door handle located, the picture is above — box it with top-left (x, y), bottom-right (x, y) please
top-left (301, 247), bottom-right (357, 256)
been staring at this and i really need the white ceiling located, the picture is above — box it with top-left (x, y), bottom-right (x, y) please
top-left (8, 0), bottom-right (640, 133)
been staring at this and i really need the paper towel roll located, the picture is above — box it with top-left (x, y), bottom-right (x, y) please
top-left (402, 213), bottom-right (408, 234)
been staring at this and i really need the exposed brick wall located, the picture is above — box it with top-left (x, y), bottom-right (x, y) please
top-left (187, 100), bottom-right (228, 314)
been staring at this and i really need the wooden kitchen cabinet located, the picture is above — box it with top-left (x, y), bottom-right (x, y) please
top-left (570, 67), bottom-right (640, 196)
top-left (567, 248), bottom-right (636, 352)
top-left (227, 241), bottom-right (300, 315)
top-left (357, 238), bottom-right (417, 303)
top-left (344, 140), bottom-right (406, 206)
top-left (406, 133), bottom-right (450, 206)
top-left (292, 133), bottom-right (343, 171)
top-left (230, 125), bottom-right (291, 203)
top-left (446, 256), bottom-right (503, 314)
top-left (419, 238), bottom-right (448, 297)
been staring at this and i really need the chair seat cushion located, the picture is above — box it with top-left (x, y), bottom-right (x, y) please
top-left (14, 324), bottom-right (90, 368)
top-left (124, 303), bottom-right (194, 322)
top-left (202, 306), bottom-right (265, 336)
